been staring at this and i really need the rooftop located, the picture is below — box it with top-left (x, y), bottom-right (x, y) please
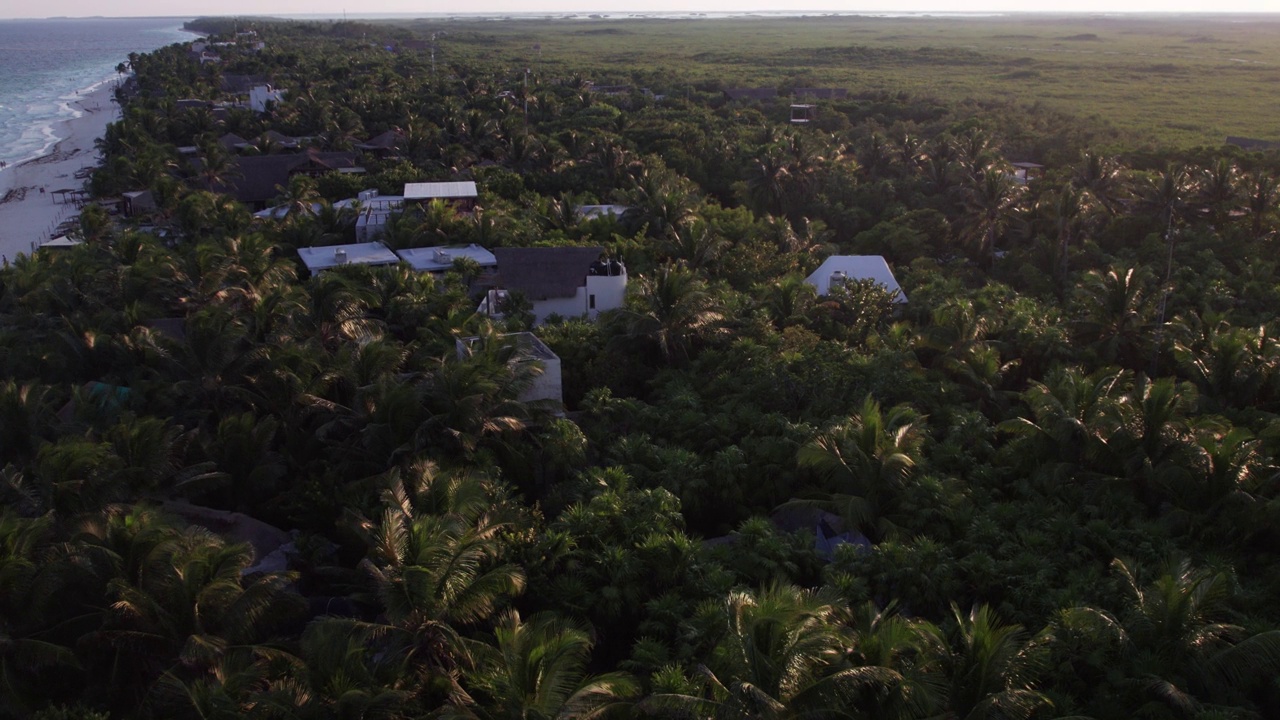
top-left (298, 242), bottom-right (399, 273)
top-left (404, 181), bottom-right (478, 201)
top-left (492, 246), bottom-right (604, 300)
top-left (805, 255), bottom-right (907, 303)
top-left (397, 244), bottom-right (498, 273)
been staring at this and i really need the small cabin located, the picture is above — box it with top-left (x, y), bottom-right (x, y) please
top-left (790, 104), bottom-right (818, 124)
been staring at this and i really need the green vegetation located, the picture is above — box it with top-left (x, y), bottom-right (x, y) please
top-left (4, 13), bottom-right (1280, 720)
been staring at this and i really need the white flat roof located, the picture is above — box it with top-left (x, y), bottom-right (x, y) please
top-left (805, 255), bottom-right (907, 303)
top-left (404, 181), bottom-right (478, 201)
top-left (397, 244), bottom-right (497, 273)
top-left (298, 242), bottom-right (400, 273)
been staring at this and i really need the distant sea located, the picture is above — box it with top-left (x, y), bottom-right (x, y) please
top-left (0, 18), bottom-right (193, 169)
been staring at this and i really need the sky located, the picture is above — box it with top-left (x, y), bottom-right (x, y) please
top-left (2, 0), bottom-right (1279, 20)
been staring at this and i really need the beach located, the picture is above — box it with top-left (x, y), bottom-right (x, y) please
top-left (0, 82), bottom-right (120, 261)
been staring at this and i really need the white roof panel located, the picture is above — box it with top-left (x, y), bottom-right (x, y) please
top-left (805, 255), bottom-right (906, 302)
top-left (403, 181), bottom-right (478, 201)
top-left (298, 242), bottom-right (400, 273)
top-left (397, 244), bottom-right (498, 273)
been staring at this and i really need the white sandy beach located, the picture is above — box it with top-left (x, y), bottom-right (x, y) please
top-left (0, 82), bottom-right (119, 261)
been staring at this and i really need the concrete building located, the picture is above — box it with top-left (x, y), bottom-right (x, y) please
top-left (249, 84), bottom-right (286, 113)
top-left (397, 243), bottom-right (497, 275)
top-left (403, 181), bottom-right (478, 212)
top-left (456, 332), bottom-right (563, 409)
top-left (482, 247), bottom-right (627, 325)
top-left (298, 242), bottom-right (399, 276)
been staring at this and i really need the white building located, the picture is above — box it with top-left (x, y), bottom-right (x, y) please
top-left (341, 190), bottom-right (404, 242)
top-left (403, 181), bottom-right (478, 211)
top-left (456, 332), bottom-right (563, 410)
top-left (576, 204), bottom-right (630, 221)
top-left (482, 246), bottom-right (626, 325)
top-left (249, 84), bottom-right (286, 113)
top-left (805, 255), bottom-right (907, 303)
top-left (298, 242), bottom-right (399, 276)
top-left (397, 243), bottom-right (497, 274)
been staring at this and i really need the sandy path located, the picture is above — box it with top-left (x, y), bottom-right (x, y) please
top-left (0, 82), bottom-right (121, 261)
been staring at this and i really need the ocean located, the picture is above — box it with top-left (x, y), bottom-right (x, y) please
top-left (0, 18), bottom-right (193, 169)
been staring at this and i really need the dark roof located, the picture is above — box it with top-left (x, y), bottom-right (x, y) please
top-left (219, 132), bottom-right (249, 151)
top-left (793, 87), bottom-right (848, 99)
top-left (262, 130), bottom-right (302, 147)
top-left (221, 73), bottom-right (270, 94)
top-left (355, 130), bottom-right (404, 151)
top-left (724, 87), bottom-right (778, 101)
top-left (1226, 136), bottom-right (1280, 151)
top-left (202, 150), bottom-right (359, 204)
top-left (493, 247), bottom-right (604, 300)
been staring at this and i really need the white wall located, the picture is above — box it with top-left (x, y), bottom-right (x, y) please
top-left (250, 85), bottom-right (285, 113)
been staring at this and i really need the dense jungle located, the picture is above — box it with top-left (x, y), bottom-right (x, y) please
top-left (5, 13), bottom-right (1280, 720)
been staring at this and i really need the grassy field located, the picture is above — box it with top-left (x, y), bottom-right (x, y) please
top-left (392, 13), bottom-right (1280, 149)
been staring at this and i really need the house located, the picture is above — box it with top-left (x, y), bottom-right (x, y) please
top-left (39, 236), bottom-right (83, 250)
top-left (221, 73), bottom-right (270, 95)
top-left (403, 181), bottom-right (478, 212)
top-left (355, 130), bottom-right (406, 158)
top-left (297, 242), bottom-right (399, 276)
top-left (482, 247), bottom-right (627, 325)
top-left (249, 84), bottom-right (286, 113)
top-left (805, 255), bottom-right (907, 303)
top-left (344, 190), bottom-right (404, 241)
top-left (456, 332), bottom-right (563, 409)
top-left (790, 104), bottom-right (818, 124)
top-left (204, 150), bottom-right (361, 209)
top-left (121, 190), bottom-right (157, 218)
top-left (218, 132), bottom-right (251, 152)
top-left (397, 244), bottom-right (497, 275)
top-left (724, 87), bottom-right (778, 102)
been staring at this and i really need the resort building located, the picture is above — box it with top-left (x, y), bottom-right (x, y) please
top-left (456, 332), bottom-right (563, 409)
top-left (805, 255), bottom-right (907, 303)
top-left (298, 242), bottom-right (399, 276)
top-left (481, 247), bottom-right (627, 325)
top-left (397, 243), bottom-right (498, 275)
top-left (403, 181), bottom-right (478, 212)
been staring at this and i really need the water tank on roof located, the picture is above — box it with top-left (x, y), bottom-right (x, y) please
top-left (610, 260), bottom-right (625, 276)
top-left (358, 189), bottom-right (379, 202)
top-left (830, 270), bottom-right (848, 289)
top-left (334, 248), bottom-right (348, 264)
top-left (589, 260), bottom-right (608, 276)
top-left (434, 249), bottom-right (452, 264)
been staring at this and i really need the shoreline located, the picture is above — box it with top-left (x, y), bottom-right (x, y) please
top-left (0, 82), bottom-right (121, 261)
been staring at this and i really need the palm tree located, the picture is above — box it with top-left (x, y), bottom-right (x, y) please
top-left (647, 584), bottom-right (891, 720)
top-left (1193, 158), bottom-right (1241, 229)
top-left (443, 610), bottom-right (637, 720)
top-left (957, 168), bottom-right (1023, 267)
top-left (1060, 558), bottom-right (1280, 718)
top-left (1242, 169), bottom-right (1279, 239)
top-left (1072, 265), bottom-right (1157, 370)
top-left (350, 464), bottom-right (526, 675)
top-left (795, 396), bottom-right (924, 541)
top-left (618, 263), bottom-right (722, 365)
top-left (921, 605), bottom-right (1053, 720)
top-left (1072, 152), bottom-right (1126, 216)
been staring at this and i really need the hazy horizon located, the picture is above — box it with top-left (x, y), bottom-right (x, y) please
top-left (3, 2), bottom-right (1280, 21)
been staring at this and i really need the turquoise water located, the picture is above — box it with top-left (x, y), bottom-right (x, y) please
top-left (0, 18), bottom-right (192, 168)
